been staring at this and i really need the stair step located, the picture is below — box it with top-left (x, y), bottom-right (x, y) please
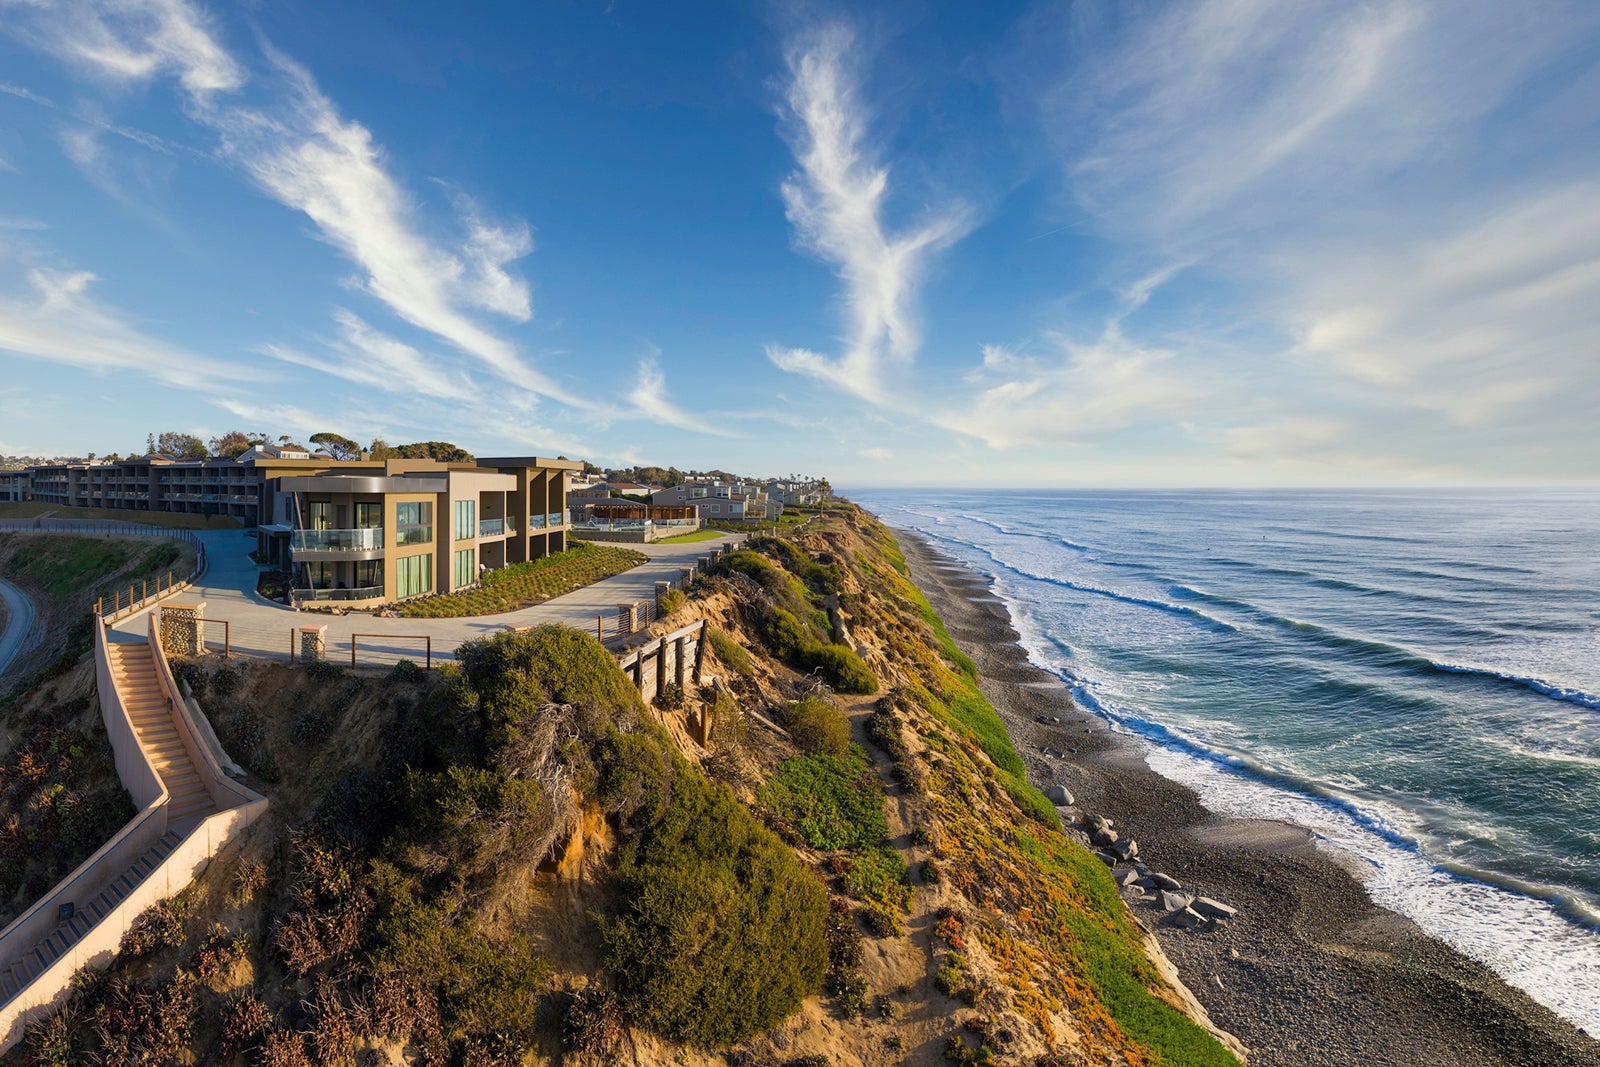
top-left (1, 970), bottom-right (17, 1000)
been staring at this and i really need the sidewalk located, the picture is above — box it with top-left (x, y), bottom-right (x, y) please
top-left (109, 529), bottom-right (744, 667)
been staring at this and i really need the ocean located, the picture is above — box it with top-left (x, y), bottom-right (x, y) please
top-left (853, 488), bottom-right (1600, 1034)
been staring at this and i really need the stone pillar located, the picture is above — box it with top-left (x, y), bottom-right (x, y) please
top-left (160, 601), bottom-right (206, 656)
top-left (721, 542), bottom-right (735, 555)
top-left (298, 624), bottom-right (328, 663)
top-left (679, 567), bottom-right (694, 586)
top-left (696, 556), bottom-right (710, 573)
top-left (617, 602), bottom-right (641, 634)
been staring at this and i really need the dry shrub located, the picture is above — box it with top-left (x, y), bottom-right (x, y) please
top-left (274, 833), bottom-right (371, 974)
top-left (259, 1029), bottom-right (313, 1067)
top-left (217, 991), bottom-right (274, 1059)
top-left (310, 979), bottom-right (359, 1066)
top-left (121, 899), bottom-right (185, 957)
top-left (563, 988), bottom-right (622, 1056)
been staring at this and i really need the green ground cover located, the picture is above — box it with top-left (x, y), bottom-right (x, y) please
top-left (397, 542), bottom-right (645, 617)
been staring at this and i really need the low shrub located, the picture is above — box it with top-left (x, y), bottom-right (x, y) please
top-left (657, 587), bottom-right (686, 616)
top-left (810, 644), bottom-right (878, 694)
top-left (563, 989), bottom-right (622, 1056)
top-left (778, 698), bottom-right (852, 757)
top-left (389, 658), bottom-right (423, 683)
top-left (604, 768), bottom-right (829, 1047)
top-left (841, 845), bottom-right (913, 915)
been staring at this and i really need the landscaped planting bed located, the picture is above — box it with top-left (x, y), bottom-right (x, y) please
top-left (396, 542), bottom-right (646, 618)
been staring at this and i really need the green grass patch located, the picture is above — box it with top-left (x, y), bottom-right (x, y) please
top-left (705, 627), bottom-right (753, 676)
top-left (758, 748), bottom-right (887, 851)
top-left (652, 528), bottom-right (724, 543)
top-left (398, 542), bottom-right (645, 617)
top-left (840, 844), bottom-right (912, 913)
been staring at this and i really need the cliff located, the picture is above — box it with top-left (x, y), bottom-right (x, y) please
top-left (6, 502), bottom-right (1240, 1066)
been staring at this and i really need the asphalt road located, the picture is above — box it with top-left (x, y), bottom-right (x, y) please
top-left (0, 576), bottom-right (36, 683)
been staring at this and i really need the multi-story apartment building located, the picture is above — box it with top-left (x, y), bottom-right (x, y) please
top-left (260, 455), bottom-right (578, 606)
top-left (650, 479), bottom-right (775, 522)
top-left (0, 451), bottom-right (580, 608)
top-left (4, 455), bottom-right (271, 524)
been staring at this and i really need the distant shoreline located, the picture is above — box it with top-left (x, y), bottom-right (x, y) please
top-left (896, 525), bottom-right (1598, 1067)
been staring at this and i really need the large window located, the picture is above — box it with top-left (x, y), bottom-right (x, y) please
top-left (307, 500), bottom-right (332, 530)
top-left (454, 499), bottom-right (476, 540)
top-left (355, 559), bottom-right (381, 589)
top-left (395, 501), bottom-right (432, 546)
top-left (453, 548), bottom-right (475, 589)
top-left (395, 553), bottom-right (433, 598)
top-left (354, 502), bottom-right (382, 529)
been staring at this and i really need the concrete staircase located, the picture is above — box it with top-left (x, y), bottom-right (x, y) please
top-left (0, 831), bottom-right (181, 1003)
top-left (105, 642), bottom-right (215, 824)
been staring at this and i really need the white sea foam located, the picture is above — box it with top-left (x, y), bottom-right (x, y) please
top-left (991, 572), bottom-right (1600, 1036)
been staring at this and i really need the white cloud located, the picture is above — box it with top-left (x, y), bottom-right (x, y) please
top-left (259, 308), bottom-right (482, 404)
top-left (0, 263), bottom-right (243, 387)
top-left (936, 323), bottom-right (1199, 449)
top-left (768, 23), bottom-right (971, 403)
top-left (626, 354), bottom-right (734, 437)
top-left (6, 0), bottom-right (592, 414)
top-left (859, 446), bottom-right (893, 461)
top-left (10, 0), bottom-right (243, 97)
top-left (1292, 184), bottom-right (1600, 426)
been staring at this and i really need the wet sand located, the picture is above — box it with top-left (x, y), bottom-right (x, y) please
top-left (901, 532), bottom-right (1599, 1067)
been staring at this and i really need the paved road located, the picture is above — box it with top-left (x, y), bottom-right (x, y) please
top-left (110, 530), bottom-right (744, 667)
top-left (0, 576), bottom-right (36, 683)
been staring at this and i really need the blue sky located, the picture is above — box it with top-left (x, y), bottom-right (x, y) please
top-left (1, 1), bottom-right (1597, 487)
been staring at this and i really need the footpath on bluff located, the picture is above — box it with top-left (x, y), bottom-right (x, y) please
top-left (106, 527), bottom-right (744, 665)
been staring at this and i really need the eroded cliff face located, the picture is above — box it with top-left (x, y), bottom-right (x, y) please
top-left (7, 504), bottom-right (1240, 1067)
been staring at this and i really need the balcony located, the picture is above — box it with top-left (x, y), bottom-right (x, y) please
top-left (290, 528), bottom-right (384, 552)
top-left (293, 584), bottom-right (384, 602)
top-left (528, 514), bottom-right (546, 530)
top-left (547, 511), bottom-right (564, 528)
top-left (479, 517), bottom-right (516, 538)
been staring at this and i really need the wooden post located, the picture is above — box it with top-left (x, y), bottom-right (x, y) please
top-left (693, 621), bottom-right (706, 683)
top-left (426, 636), bottom-right (432, 671)
top-left (142, 578), bottom-right (148, 604)
top-left (290, 628), bottom-right (296, 664)
top-left (223, 620), bottom-right (230, 659)
top-left (351, 637), bottom-right (358, 668)
top-left (597, 614), bottom-right (603, 640)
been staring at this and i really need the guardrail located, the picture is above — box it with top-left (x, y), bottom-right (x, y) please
top-left (348, 633), bottom-right (432, 670)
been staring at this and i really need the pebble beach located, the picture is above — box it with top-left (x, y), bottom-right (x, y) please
top-left (902, 531), bottom-right (1600, 1067)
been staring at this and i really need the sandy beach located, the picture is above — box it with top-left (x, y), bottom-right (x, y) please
top-left (900, 531), bottom-right (1599, 1067)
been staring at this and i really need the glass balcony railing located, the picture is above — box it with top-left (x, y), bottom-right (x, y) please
top-left (293, 585), bottom-right (385, 602)
top-left (528, 514), bottom-right (546, 530)
top-left (547, 511), bottom-right (564, 527)
top-left (395, 524), bottom-right (433, 547)
top-left (479, 518), bottom-right (505, 538)
top-left (290, 528), bottom-right (384, 552)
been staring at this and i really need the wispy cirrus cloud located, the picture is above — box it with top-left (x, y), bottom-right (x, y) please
top-left (3, 0), bottom-right (598, 418)
top-left (0, 263), bottom-right (243, 387)
top-left (626, 353), bottom-right (735, 437)
top-left (259, 308), bottom-right (482, 404)
top-left (766, 24), bottom-right (972, 404)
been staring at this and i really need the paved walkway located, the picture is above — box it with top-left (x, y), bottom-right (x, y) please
top-left (0, 578), bottom-right (36, 682)
top-left (109, 530), bottom-right (743, 667)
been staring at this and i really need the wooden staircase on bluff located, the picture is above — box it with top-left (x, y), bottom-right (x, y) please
top-left (106, 641), bottom-right (216, 823)
top-left (0, 830), bottom-right (181, 1002)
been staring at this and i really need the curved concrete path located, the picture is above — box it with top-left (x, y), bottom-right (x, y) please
top-left (109, 530), bottom-right (744, 667)
top-left (0, 578), bottom-right (36, 683)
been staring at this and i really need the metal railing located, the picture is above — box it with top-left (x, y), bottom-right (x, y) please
top-left (290, 584), bottom-right (384, 603)
top-left (350, 633), bottom-right (432, 670)
top-left (289, 527), bottom-right (383, 551)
